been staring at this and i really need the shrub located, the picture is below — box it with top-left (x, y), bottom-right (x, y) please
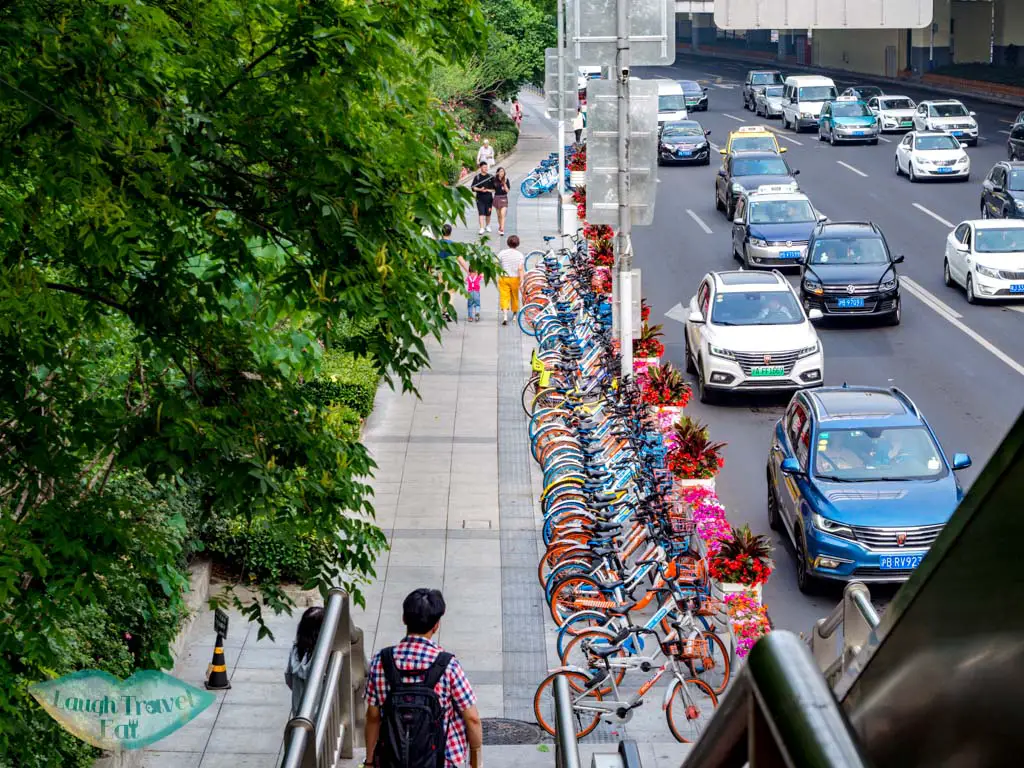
top-left (667, 416), bottom-right (727, 479)
top-left (303, 350), bottom-right (379, 417)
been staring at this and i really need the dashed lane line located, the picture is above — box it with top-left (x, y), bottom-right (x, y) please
top-left (1010, 306), bottom-right (1024, 315)
top-left (912, 202), bottom-right (954, 228)
top-left (878, 136), bottom-right (892, 143)
top-left (686, 209), bottom-right (714, 234)
top-left (770, 131), bottom-right (803, 146)
top-left (723, 113), bottom-right (745, 122)
top-left (999, 130), bottom-right (1011, 135)
top-left (836, 160), bottom-right (868, 178)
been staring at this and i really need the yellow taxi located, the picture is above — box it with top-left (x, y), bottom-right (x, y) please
top-left (720, 125), bottom-right (786, 157)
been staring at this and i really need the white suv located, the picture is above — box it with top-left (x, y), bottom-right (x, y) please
top-left (683, 271), bottom-right (825, 404)
top-left (912, 100), bottom-right (979, 145)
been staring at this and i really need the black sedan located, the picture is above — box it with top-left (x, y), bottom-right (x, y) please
top-left (841, 85), bottom-right (885, 101)
top-left (679, 80), bottom-right (709, 111)
top-left (715, 151), bottom-right (800, 219)
top-left (800, 221), bottom-right (904, 325)
top-left (658, 121), bottom-right (711, 166)
top-left (981, 161), bottom-right (1024, 219)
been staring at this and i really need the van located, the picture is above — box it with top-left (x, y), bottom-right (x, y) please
top-left (781, 75), bottom-right (838, 133)
top-left (657, 80), bottom-right (688, 126)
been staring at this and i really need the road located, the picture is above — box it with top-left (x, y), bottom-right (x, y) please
top-left (631, 56), bottom-right (1024, 633)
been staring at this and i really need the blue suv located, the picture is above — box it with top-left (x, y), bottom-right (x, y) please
top-left (766, 385), bottom-right (971, 593)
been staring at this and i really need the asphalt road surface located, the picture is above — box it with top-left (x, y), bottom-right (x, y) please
top-left (632, 55), bottom-right (1024, 634)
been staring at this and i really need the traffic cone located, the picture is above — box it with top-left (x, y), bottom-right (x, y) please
top-left (205, 632), bottom-right (232, 690)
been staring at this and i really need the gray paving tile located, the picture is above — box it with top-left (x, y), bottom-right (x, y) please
top-left (143, 751), bottom-right (203, 767)
top-left (236, 647), bottom-right (292, 668)
top-left (220, 682), bottom-right (292, 707)
top-left (148, 721), bottom-right (213, 752)
top-left (204, 724), bottom-right (283, 754)
top-left (200, 755), bottom-right (280, 768)
top-left (215, 703), bottom-right (290, 731)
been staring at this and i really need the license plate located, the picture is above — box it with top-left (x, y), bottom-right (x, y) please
top-left (901, 120), bottom-right (912, 127)
top-left (837, 297), bottom-right (865, 308)
top-left (779, 250), bottom-right (801, 259)
top-left (750, 366), bottom-right (785, 378)
top-left (676, 150), bottom-right (692, 157)
top-left (1011, 284), bottom-right (1024, 294)
top-left (852, 130), bottom-right (865, 136)
top-left (879, 553), bottom-right (925, 570)
top-left (952, 131), bottom-right (963, 136)
top-left (937, 167), bottom-right (953, 173)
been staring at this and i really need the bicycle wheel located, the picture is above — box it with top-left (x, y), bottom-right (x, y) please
top-left (687, 631), bottom-right (731, 696)
top-left (524, 249), bottom-right (546, 272)
top-left (548, 575), bottom-right (604, 625)
top-left (665, 677), bottom-right (718, 743)
top-left (517, 302), bottom-right (546, 336)
top-left (555, 610), bottom-right (613, 657)
top-left (560, 629), bottom-right (626, 694)
top-left (533, 670), bottom-right (603, 739)
top-left (520, 178), bottom-right (541, 198)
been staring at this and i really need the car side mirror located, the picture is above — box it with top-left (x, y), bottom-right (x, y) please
top-left (717, 169), bottom-right (726, 178)
top-left (969, 111), bottom-right (977, 117)
top-left (952, 453), bottom-right (972, 471)
top-left (688, 310), bottom-right (704, 324)
top-left (779, 147), bottom-right (788, 153)
top-left (780, 457), bottom-right (802, 475)
top-left (705, 130), bottom-right (711, 136)
top-left (993, 183), bottom-right (1003, 193)
top-left (733, 215), bottom-right (743, 224)
top-left (719, 148), bottom-right (727, 155)
top-left (703, 87), bottom-right (709, 93)
top-left (893, 254), bottom-right (906, 263)
top-left (959, 141), bottom-right (968, 148)
top-left (808, 308), bottom-right (824, 321)
top-left (792, 169), bottom-right (800, 175)
top-left (817, 213), bottom-right (828, 222)
top-left (955, 242), bottom-right (969, 252)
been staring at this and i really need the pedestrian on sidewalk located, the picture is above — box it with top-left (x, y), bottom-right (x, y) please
top-left (465, 267), bottom-right (482, 322)
top-left (471, 162), bottom-right (495, 235)
top-left (510, 97), bottom-right (523, 128)
top-left (497, 235), bottom-right (525, 326)
top-left (285, 606), bottom-right (324, 717)
top-left (438, 223), bottom-right (457, 322)
top-left (573, 107), bottom-right (585, 144)
top-left (475, 138), bottom-right (495, 169)
top-left (492, 167), bottom-right (510, 236)
top-left (364, 588), bottom-right (482, 768)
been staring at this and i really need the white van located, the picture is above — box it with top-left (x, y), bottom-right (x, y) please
top-left (657, 80), bottom-right (688, 127)
top-left (781, 75), bottom-right (838, 132)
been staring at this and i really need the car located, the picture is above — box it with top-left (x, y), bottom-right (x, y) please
top-left (1009, 121), bottom-right (1024, 161)
top-left (683, 270), bottom-right (824, 404)
top-left (981, 161), bottom-right (1024, 219)
top-left (1013, 110), bottom-right (1024, 126)
top-left (818, 96), bottom-right (880, 145)
top-left (767, 385), bottom-right (971, 593)
top-left (720, 125), bottom-right (786, 157)
top-left (943, 219), bottom-right (1024, 303)
top-left (841, 85), bottom-right (885, 101)
top-left (866, 95), bottom-right (917, 132)
top-left (743, 69), bottom-right (785, 111)
top-left (715, 151), bottom-right (800, 219)
top-left (894, 131), bottom-right (971, 182)
top-left (657, 80), bottom-right (688, 127)
top-left (912, 99), bottom-right (979, 145)
top-left (679, 80), bottom-right (709, 111)
top-left (799, 221), bottom-right (903, 325)
top-left (782, 75), bottom-right (838, 132)
top-left (754, 84), bottom-right (786, 118)
top-left (730, 186), bottom-right (826, 269)
top-left (658, 120), bottom-right (712, 166)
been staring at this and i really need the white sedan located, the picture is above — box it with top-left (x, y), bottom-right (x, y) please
top-left (866, 95), bottom-right (917, 132)
top-left (894, 131), bottom-right (970, 182)
top-left (943, 219), bottom-right (1024, 303)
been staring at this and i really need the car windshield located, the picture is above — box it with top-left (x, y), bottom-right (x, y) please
top-left (833, 102), bottom-right (872, 117)
top-left (749, 200), bottom-right (816, 224)
top-left (663, 125), bottom-right (704, 139)
top-left (857, 87), bottom-right (883, 98)
top-left (1016, 110), bottom-right (1024, 125)
top-left (1009, 169), bottom-right (1024, 191)
top-left (916, 135), bottom-right (960, 151)
top-left (929, 103), bottom-right (968, 117)
top-left (731, 136), bottom-right (777, 152)
top-left (752, 72), bottom-right (783, 85)
top-left (974, 228), bottom-right (1024, 253)
top-left (710, 290), bottom-right (803, 326)
top-left (764, 85), bottom-right (784, 97)
top-left (880, 98), bottom-right (914, 110)
top-left (680, 81), bottom-right (702, 94)
top-left (659, 94), bottom-right (687, 112)
top-left (799, 86), bottom-right (837, 101)
top-left (732, 157), bottom-right (789, 176)
top-left (809, 237), bottom-right (890, 265)
top-left (814, 426), bottom-right (946, 481)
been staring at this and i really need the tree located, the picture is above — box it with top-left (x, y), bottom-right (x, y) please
top-left (0, 0), bottom-right (493, 756)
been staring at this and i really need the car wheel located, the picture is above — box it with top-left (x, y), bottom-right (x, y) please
top-left (684, 333), bottom-right (697, 374)
top-left (818, 128), bottom-right (825, 142)
top-left (981, 202), bottom-right (989, 218)
top-left (966, 274), bottom-right (978, 304)
top-left (742, 243), bottom-right (753, 269)
top-left (960, 173), bottom-right (970, 183)
top-left (697, 361), bottom-right (717, 405)
top-left (829, 129), bottom-right (836, 146)
top-left (1010, 144), bottom-right (1018, 161)
top-left (795, 525), bottom-right (816, 595)
top-left (908, 163), bottom-right (917, 183)
top-left (886, 299), bottom-right (901, 326)
top-left (943, 258), bottom-right (954, 287)
top-left (766, 473), bottom-right (781, 532)
top-left (968, 139), bottom-right (978, 147)
top-left (726, 199), bottom-right (735, 220)
top-left (715, 188), bottom-right (724, 212)
top-left (1004, 207), bottom-right (1014, 218)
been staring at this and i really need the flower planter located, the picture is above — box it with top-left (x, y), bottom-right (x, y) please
top-left (570, 170), bottom-right (586, 188)
top-left (633, 357), bottom-right (659, 375)
top-left (714, 580), bottom-right (762, 604)
top-left (652, 405), bottom-right (683, 432)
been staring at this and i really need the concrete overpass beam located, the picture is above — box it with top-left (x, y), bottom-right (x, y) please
top-left (811, 29), bottom-right (906, 77)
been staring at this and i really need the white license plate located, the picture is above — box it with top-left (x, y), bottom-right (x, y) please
top-left (879, 553), bottom-right (925, 570)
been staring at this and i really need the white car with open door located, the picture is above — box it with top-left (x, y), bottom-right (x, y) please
top-left (943, 220), bottom-right (1024, 303)
top-left (894, 131), bottom-right (970, 182)
top-left (683, 270), bottom-right (824, 404)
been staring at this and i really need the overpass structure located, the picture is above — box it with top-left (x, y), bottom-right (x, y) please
top-left (675, 0), bottom-right (1024, 78)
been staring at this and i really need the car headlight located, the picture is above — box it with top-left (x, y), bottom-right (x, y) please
top-left (801, 112), bottom-right (814, 119)
top-left (1016, 200), bottom-right (1024, 210)
top-left (709, 345), bottom-right (735, 360)
top-left (804, 279), bottom-right (824, 296)
top-left (975, 264), bottom-right (1000, 279)
top-left (957, 156), bottom-right (969, 165)
top-left (797, 342), bottom-right (819, 358)
top-left (812, 513), bottom-right (855, 539)
top-left (879, 277), bottom-right (898, 291)
top-left (750, 237), bottom-right (768, 247)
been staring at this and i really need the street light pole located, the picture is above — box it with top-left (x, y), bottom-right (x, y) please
top-left (557, 0), bottom-right (567, 249)
top-left (616, 0), bottom-right (633, 379)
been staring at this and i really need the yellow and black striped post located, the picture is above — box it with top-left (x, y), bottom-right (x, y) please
top-left (205, 632), bottom-right (231, 690)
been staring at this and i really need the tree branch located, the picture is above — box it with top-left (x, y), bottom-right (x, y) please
top-left (45, 283), bottom-right (129, 313)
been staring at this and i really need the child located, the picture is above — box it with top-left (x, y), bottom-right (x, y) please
top-left (284, 606), bottom-right (324, 716)
top-left (466, 269), bottom-right (482, 322)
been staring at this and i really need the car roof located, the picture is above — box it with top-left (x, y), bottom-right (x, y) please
top-left (748, 69), bottom-right (782, 74)
top-left (744, 187), bottom-right (809, 202)
top-left (969, 218), bottom-right (1024, 230)
top-left (814, 221), bottom-right (880, 237)
top-left (730, 126), bottom-right (773, 136)
top-left (657, 80), bottom-right (684, 93)
top-left (878, 94), bottom-right (912, 100)
top-left (921, 99), bottom-right (963, 104)
top-left (807, 387), bottom-right (923, 426)
top-left (729, 151), bottom-right (783, 160)
top-left (712, 270), bottom-right (789, 290)
top-left (663, 120), bottom-right (701, 129)
top-left (1000, 160), bottom-right (1024, 169)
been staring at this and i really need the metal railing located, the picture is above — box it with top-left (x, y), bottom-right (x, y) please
top-left (683, 631), bottom-right (871, 767)
top-left (810, 581), bottom-right (881, 689)
top-left (281, 588), bottom-right (368, 768)
top-left (553, 674), bottom-right (583, 768)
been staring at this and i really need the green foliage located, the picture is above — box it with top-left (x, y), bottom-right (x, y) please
top-left (303, 350), bottom-right (380, 418)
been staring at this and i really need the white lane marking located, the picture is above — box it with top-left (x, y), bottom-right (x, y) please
top-left (912, 202), bottom-right (954, 228)
top-left (836, 160), bottom-right (868, 177)
top-left (686, 209), bottom-right (713, 234)
top-left (771, 131), bottom-right (803, 146)
top-left (1008, 306), bottom-right (1024, 314)
top-left (879, 136), bottom-right (892, 143)
top-left (999, 130), bottom-right (1011, 135)
top-left (723, 113), bottom-right (745, 122)
top-left (901, 277), bottom-right (1024, 377)
top-left (709, 142), bottom-right (721, 152)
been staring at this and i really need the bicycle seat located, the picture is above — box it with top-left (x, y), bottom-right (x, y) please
top-left (543, 235), bottom-right (557, 242)
top-left (603, 601), bottom-right (639, 618)
top-left (594, 521), bottom-right (621, 534)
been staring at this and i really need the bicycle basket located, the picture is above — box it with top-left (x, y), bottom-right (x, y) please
top-left (667, 517), bottom-right (696, 536)
top-left (664, 633), bottom-right (708, 661)
top-left (695, 597), bottom-right (724, 617)
top-left (671, 557), bottom-right (707, 586)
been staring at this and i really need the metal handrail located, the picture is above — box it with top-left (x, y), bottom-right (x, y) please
top-left (683, 631), bottom-right (871, 767)
top-left (552, 674), bottom-right (583, 768)
top-left (810, 581), bottom-right (880, 687)
top-left (281, 588), bottom-right (368, 768)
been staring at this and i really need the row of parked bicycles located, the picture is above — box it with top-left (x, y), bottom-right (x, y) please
top-left (519, 146), bottom-right (575, 198)
top-left (521, 233), bottom-right (732, 743)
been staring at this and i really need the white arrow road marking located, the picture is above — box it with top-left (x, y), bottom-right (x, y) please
top-left (836, 160), bottom-right (868, 177)
top-left (665, 302), bottom-right (690, 324)
top-left (686, 209), bottom-right (713, 234)
top-left (912, 202), bottom-right (954, 228)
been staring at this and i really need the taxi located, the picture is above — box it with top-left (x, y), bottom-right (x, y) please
top-left (720, 125), bottom-right (786, 158)
top-left (818, 96), bottom-right (880, 145)
top-left (730, 185), bottom-right (825, 269)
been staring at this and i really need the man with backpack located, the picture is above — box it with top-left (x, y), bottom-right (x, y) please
top-left (364, 589), bottom-right (483, 768)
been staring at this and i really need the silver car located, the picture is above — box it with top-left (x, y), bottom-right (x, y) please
top-left (755, 84), bottom-right (786, 119)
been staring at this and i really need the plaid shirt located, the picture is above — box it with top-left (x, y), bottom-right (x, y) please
top-left (366, 636), bottom-right (476, 767)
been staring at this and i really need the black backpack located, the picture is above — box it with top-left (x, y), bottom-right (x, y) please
top-left (375, 647), bottom-right (452, 768)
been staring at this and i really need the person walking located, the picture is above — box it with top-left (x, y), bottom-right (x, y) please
top-left (470, 162), bottom-right (495, 235)
top-left (437, 223), bottom-right (456, 322)
top-left (492, 167), bottom-right (510, 236)
top-left (285, 606), bottom-right (324, 717)
top-left (572, 108), bottom-right (585, 144)
top-left (510, 98), bottom-right (523, 128)
top-left (475, 139), bottom-right (495, 169)
top-left (497, 235), bottom-right (525, 326)
top-left (364, 589), bottom-right (482, 768)
top-left (465, 268), bottom-right (482, 323)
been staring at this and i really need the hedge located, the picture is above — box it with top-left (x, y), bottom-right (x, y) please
top-left (303, 349), bottom-right (379, 417)
top-left (202, 513), bottom-right (338, 584)
top-left (444, 99), bottom-right (521, 182)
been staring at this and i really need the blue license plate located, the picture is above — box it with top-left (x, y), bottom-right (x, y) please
top-left (1011, 284), bottom-right (1024, 294)
top-left (837, 297), bottom-right (865, 308)
top-left (952, 131), bottom-right (963, 136)
top-left (879, 553), bottom-right (925, 570)
top-left (937, 167), bottom-right (953, 173)
top-left (676, 150), bottom-right (692, 157)
top-left (852, 130), bottom-right (865, 136)
top-left (780, 250), bottom-right (801, 259)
